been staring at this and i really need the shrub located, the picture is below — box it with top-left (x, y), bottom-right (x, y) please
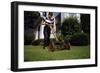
top-left (31, 40), bottom-right (40, 45)
top-left (70, 33), bottom-right (89, 46)
top-left (24, 29), bottom-right (35, 45)
top-left (61, 16), bottom-right (81, 36)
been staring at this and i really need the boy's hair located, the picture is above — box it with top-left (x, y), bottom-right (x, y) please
top-left (48, 12), bottom-right (53, 16)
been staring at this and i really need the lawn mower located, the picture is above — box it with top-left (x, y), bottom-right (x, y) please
top-left (48, 25), bottom-right (71, 52)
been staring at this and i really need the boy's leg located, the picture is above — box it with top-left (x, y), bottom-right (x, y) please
top-left (46, 27), bottom-right (51, 46)
top-left (43, 27), bottom-right (49, 48)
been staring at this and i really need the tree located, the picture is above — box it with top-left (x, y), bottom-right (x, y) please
top-left (80, 14), bottom-right (90, 33)
top-left (80, 14), bottom-right (90, 44)
top-left (61, 16), bottom-right (81, 38)
top-left (24, 11), bottom-right (41, 45)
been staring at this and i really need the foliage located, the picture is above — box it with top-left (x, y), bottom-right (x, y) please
top-left (81, 14), bottom-right (90, 33)
top-left (24, 11), bottom-right (40, 29)
top-left (24, 29), bottom-right (35, 45)
top-left (70, 33), bottom-right (89, 46)
top-left (32, 40), bottom-right (40, 45)
top-left (24, 11), bottom-right (41, 45)
top-left (61, 16), bottom-right (90, 46)
top-left (61, 16), bottom-right (81, 36)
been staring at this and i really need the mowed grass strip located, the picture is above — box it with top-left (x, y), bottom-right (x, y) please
top-left (24, 45), bottom-right (90, 62)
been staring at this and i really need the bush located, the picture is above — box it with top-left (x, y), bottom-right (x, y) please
top-left (70, 33), bottom-right (89, 46)
top-left (32, 40), bottom-right (40, 45)
top-left (61, 16), bottom-right (81, 36)
top-left (24, 29), bottom-right (35, 45)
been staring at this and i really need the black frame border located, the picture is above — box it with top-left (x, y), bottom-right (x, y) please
top-left (11, 1), bottom-right (98, 72)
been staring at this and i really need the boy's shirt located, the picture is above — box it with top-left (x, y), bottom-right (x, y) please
top-left (43, 17), bottom-right (54, 25)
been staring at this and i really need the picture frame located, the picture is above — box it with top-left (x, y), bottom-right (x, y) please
top-left (11, 1), bottom-right (98, 72)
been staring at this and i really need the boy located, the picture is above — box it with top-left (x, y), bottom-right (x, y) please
top-left (43, 12), bottom-right (54, 49)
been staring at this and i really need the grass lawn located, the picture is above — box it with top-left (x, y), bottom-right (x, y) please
top-left (24, 45), bottom-right (90, 62)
